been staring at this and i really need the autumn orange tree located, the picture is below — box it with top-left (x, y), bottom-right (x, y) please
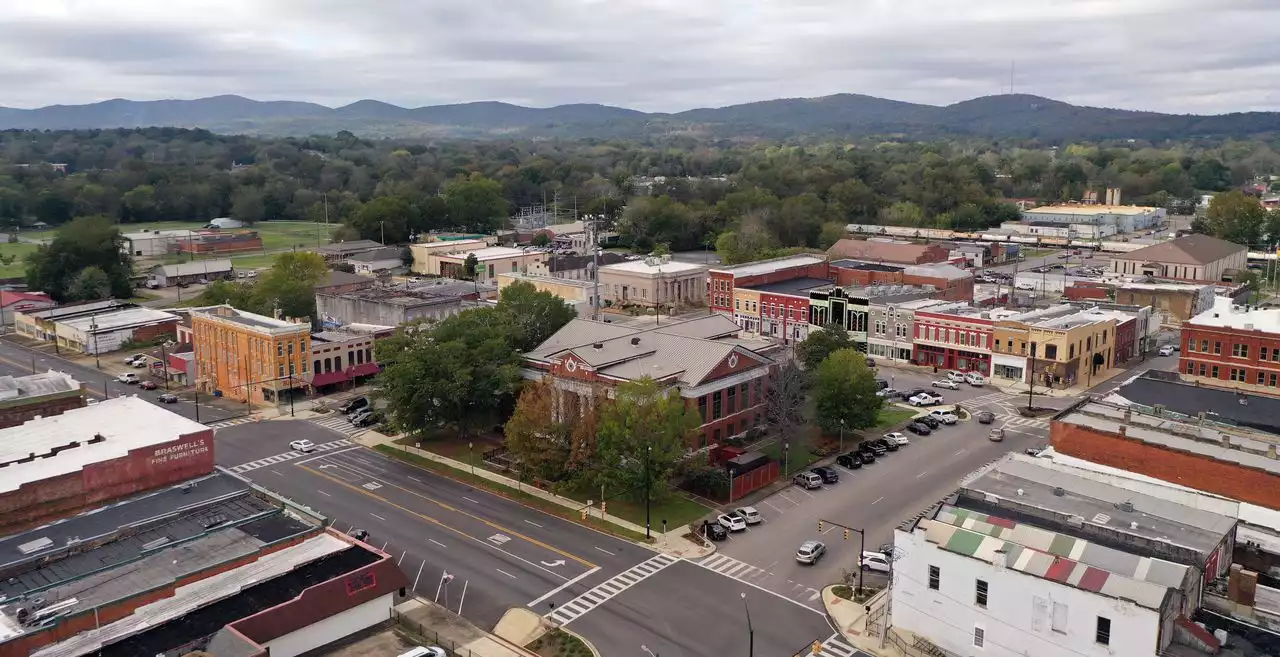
top-left (503, 380), bottom-right (575, 482)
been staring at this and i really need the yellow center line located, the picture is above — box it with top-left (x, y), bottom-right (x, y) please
top-left (300, 463), bottom-right (596, 569)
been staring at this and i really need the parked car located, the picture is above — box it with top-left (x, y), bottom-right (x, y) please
top-left (718, 513), bottom-right (747, 532)
top-left (855, 450), bottom-right (876, 464)
top-left (908, 393), bottom-right (938, 406)
top-left (116, 373), bottom-right (139, 384)
top-left (811, 466), bottom-right (839, 483)
top-left (796, 540), bottom-right (827, 565)
top-left (734, 507), bottom-right (763, 525)
top-left (917, 415), bottom-right (941, 429)
top-left (793, 472), bottom-right (823, 489)
top-left (865, 358), bottom-right (876, 368)
top-left (931, 379), bottom-right (960, 390)
top-left (836, 452), bottom-right (864, 469)
top-left (124, 354), bottom-right (146, 365)
top-left (702, 520), bottom-right (728, 541)
top-left (131, 358), bottom-right (149, 368)
top-left (976, 410), bottom-right (996, 424)
top-left (883, 432), bottom-right (909, 446)
top-left (965, 372), bottom-right (986, 386)
top-left (1158, 345), bottom-right (1175, 357)
top-left (988, 428), bottom-right (1006, 442)
top-left (871, 437), bottom-right (899, 452)
top-left (876, 387), bottom-right (898, 398)
top-left (349, 408), bottom-right (373, 425)
top-left (348, 528), bottom-right (369, 541)
top-left (352, 411), bottom-right (379, 427)
top-left (875, 378), bottom-right (889, 390)
top-left (158, 393), bottom-right (179, 403)
top-left (398, 647), bottom-right (447, 657)
top-left (946, 371), bottom-right (966, 383)
top-left (860, 441), bottom-right (887, 456)
top-left (290, 439), bottom-right (317, 453)
top-left (338, 396), bottom-right (370, 414)
top-left (139, 380), bottom-right (158, 390)
top-left (929, 410), bottom-right (959, 425)
top-left (859, 551), bottom-right (892, 573)
top-left (906, 422), bottom-right (931, 435)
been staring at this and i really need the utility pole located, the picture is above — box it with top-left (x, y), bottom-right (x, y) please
top-left (741, 592), bottom-right (755, 657)
top-left (1027, 342), bottom-right (1037, 410)
top-left (644, 444), bottom-right (652, 539)
top-left (591, 213), bottom-right (602, 321)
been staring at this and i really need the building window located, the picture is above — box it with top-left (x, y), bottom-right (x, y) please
top-left (928, 565), bottom-right (940, 590)
top-left (314, 360), bottom-right (321, 373)
top-left (1211, 365), bottom-right (1220, 378)
top-left (1096, 616), bottom-right (1111, 645)
top-left (1051, 602), bottom-right (1068, 633)
top-left (1199, 363), bottom-right (1207, 376)
top-left (973, 626), bottom-right (985, 648)
top-left (1263, 347), bottom-right (1270, 361)
top-left (1273, 349), bottom-right (1280, 362)
top-left (277, 343), bottom-right (284, 357)
top-left (1189, 340), bottom-right (1197, 352)
top-left (754, 377), bottom-right (763, 403)
top-left (712, 393), bottom-right (722, 420)
top-left (1201, 339), bottom-right (1209, 352)
top-left (727, 386), bottom-right (736, 414)
top-left (1214, 341), bottom-right (1222, 354)
top-left (278, 364), bottom-right (285, 377)
top-left (287, 341), bottom-right (294, 355)
top-left (1231, 368), bottom-right (1246, 382)
top-left (698, 396), bottom-right (707, 422)
top-left (1187, 362), bottom-right (1196, 375)
top-left (1234, 343), bottom-right (1249, 358)
top-left (1258, 371), bottom-right (1266, 385)
top-left (741, 382), bottom-right (749, 406)
top-left (975, 579), bottom-right (988, 607)
top-left (1271, 373), bottom-right (1278, 387)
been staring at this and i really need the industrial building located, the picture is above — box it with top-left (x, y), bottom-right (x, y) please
top-left (316, 279), bottom-right (489, 328)
top-left (1020, 203), bottom-right (1165, 234)
top-left (148, 258), bottom-right (234, 287)
top-left (1111, 234), bottom-right (1247, 283)
top-left (14, 300), bottom-right (132, 344)
top-left (346, 246), bottom-right (404, 275)
top-left (51, 307), bottom-right (179, 355)
top-left (312, 239), bottom-right (385, 263)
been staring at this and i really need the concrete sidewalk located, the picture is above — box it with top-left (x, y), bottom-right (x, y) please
top-left (395, 598), bottom-right (538, 657)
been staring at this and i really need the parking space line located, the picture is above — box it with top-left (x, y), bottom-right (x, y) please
top-left (776, 492), bottom-right (801, 506)
top-left (496, 568), bottom-right (518, 579)
top-left (429, 539), bottom-right (447, 549)
top-left (413, 560), bottom-right (425, 591)
top-left (916, 470), bottom-right (928, 479)
top-left (795, 487), bottom-right (815, 499)
top-left (458, 579), bottom-right (469, 616)
top-left (594, 546), bottom-right (616, 556)
top-left (370, 512), bottom-right (387, 521)
top-left (872, 496), bottom-right (884, 505)
top-left (763, 500), bottom-right (785, 514)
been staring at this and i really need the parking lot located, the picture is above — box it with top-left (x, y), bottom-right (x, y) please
top-left (692, 367), bottom-right (1047, 609)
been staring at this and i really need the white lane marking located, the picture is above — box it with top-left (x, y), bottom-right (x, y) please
top-left (462, 496), bottom-right (479, 503)
top-left (496, 568), bottom-right (518, 579)
top-left (916, 470), bottom-right (929, 479)
top-left (528, 566), bottom-right (602, 607)
top-left (763, 500), bottom-right (786, 514)
top-left (293, 445), bottom-right (360, 465)
top-left (594, 546), bottom-right (616, 556)
top-left (429, 539), bottom-right (447, 549)
top-left (872, 496), bottom-right (884, 505)
top-left (408, 476), bottom-right (423, 482)
top-left (413, 560), bottom-right (426, 591)
top-left (272, 470), bottom-right (283, 476)
top-left (795, 487), bottom-right (815, 499)
top-left (525, 520), bottom-right (543, 528)
top-left (317, 490), bottom-right (331, 497)
top-left (776, 492), bottom-right (801, 506)
top-left (955, 448), bottom-right (968, 456)
top-left (435, 571), bottom-right (448, 601)
top-left (398, 550), bottom-right (406, 565)
top-left (370, 513), bottom-right (387, 521)
top-left (458, 579), bottom-right (469, 616)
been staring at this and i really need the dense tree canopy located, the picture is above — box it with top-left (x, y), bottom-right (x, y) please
top-left (25, 216), bottom-right (133, 301)
top-left (812, 349), bottom-right (883, 435)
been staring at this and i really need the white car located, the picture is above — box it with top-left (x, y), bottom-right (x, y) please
top-left (124, 354), bottom-right (146, 365)
top-left (116, 372), bottom-right (139, 384)
top-left (946, 371), bottom-right (965, 382)
top-left (883, 432), bottom-right (909, 446)
top-left (718, 513), bottom-right (747, 532)
top-left (929, 410), bottom-right (959, 425)
top-left (931, 380), bottom-right (960, 390)
top-left (1158, 345), bottom-right (1175, 357)
top-left (908, 393), bottom-right (938, 407)
top-left (876, 387), bottom-right (898, 398)
top-left (733, 507), bottom-right (763, 525)
top-left (964, 372), bottom-right (986, 386)
top-left (860, 551), bottom-right (892, 573)
top-left (289, 439), bottom-right (317, 453)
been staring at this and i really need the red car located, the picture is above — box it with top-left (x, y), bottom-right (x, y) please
top-left (139, 380), bottom-right (158, 390)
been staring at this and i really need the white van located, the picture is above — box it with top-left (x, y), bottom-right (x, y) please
top-left (964, 372), bottom-right (985, 386)
top-left (946, 371), bottom-right (966, 383)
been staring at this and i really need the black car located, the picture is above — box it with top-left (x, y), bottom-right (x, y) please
top-left (338, 396), bottom-right (370, 414)
top-left (917, 415), bottom-right (941, 429)
top-left (352, 411), bottom-right (380, 428)
top-left (865, 358), bottom-right (876, 368)
top-left (811, 466), bottom-right (839, 484)
top-left (836, 452), bottom-right (863, 469)
top-left (856, 450), bottom-right (877, 464)
top-left (871, 438), bottom-right (899, 452)
top-left (875, 378), bottom-right (889, 390)
top-left (976, 411), bottom-right (995, 424)
top-left (703, 520), bottom-right (728, 541)
top-left (860, 441), bottom-right (887, 456)
top-left (907, 422), bottom-right (932, 435)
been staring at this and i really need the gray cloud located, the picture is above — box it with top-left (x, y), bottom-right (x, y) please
top-left (0, 0), bottom-right (1277, 114)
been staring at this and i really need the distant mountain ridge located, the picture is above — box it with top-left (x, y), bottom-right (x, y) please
top-left (1, 92), bottom-right (1277, 141)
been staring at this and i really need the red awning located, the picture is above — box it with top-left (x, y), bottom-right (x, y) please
top-left (307, 362), bottom-right (380, 387)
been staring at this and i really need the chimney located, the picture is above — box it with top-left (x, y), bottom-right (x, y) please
top-left (592, 343), bottom-right (603, 350)
top-left (992, 550), bottom-right (1007, 570)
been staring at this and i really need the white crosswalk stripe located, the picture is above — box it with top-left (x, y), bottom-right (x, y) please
top-left (692, 553), bottom-right (824, 608)
top-left (545, 553), bottom-right (678, 626)
top-left (816, 633), bottom-right (861, 657)
top-left (309, 413), bottom-right (370, 439)
top-left (998, 415), bottom-right (1049, 429)
top-left (225, 438), bottom-right (352, 474)
top-left (207, 416), bottom-right (257, 429)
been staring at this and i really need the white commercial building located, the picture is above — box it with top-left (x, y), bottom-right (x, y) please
top-left (55, 307), bottom-right (178, 354)
top-left (1020, 205), bottom-right (1165, 233)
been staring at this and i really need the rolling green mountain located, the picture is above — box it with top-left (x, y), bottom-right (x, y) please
top-left (1, 93), bottom-right (1276, 141)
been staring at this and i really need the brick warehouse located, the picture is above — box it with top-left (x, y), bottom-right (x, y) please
top-left (1049, 399), bottom-right (1280, 511)
top-left (0, 396), bottom-right (213, 533)
top-left (1180, 296), bottom-right (1280, 397)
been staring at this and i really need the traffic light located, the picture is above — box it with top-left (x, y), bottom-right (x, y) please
top-left (818, 520), bottom-right (825, 532)
top-left (601, 501), bottom-right (607, 515)
top-left (580, 507), bottom-right (588, 520)
top-left (844, 528), bottom-right (850, 540)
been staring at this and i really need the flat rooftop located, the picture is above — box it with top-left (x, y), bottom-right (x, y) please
top-left (23, 300), bottom-right (130, 321)
top-left (1025, 205), bottom-right (1159, 216)
top-left (602, 258), bottom-right (707, 275)
top-left (0, 396), bottom-right (209, 494)
top-left (192, 305), bottom-right (307, 333)
top-left (1055, 400), bottom-right (1280, 477)
top-left (0, 371), bottom-right (80, 403)
top-left (322, 281), bottom-right (479, 306)
top-left (710, 254), bottom-right (826, 277)
top-left (58, 307), bottom-right (176, 333)
top-left (829, 259), bottom-right (902, 273)
top-left (961, 454), bottom-right (1234, 559)
top-left (742, 277), bottom-right (832, 296)
top-left (443, 246), bottom-right (529, 261)
top-left (1188, 295), bottom-right (1280, 332)
top-left (1111, 370), bottom-right (1280, 434)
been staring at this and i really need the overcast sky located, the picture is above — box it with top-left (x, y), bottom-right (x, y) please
top-left (1, 0), bottom-right (1277, 114)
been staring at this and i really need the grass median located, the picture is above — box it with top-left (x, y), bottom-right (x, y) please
top-left (374, 444), bottom-right (651, 542)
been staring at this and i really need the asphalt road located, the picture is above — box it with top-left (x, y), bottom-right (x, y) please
top-left (0, 334), bottom-right (241, 424)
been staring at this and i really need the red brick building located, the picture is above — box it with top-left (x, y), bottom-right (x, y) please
top-left (826, 239), bottom-right (950, 264)
top-left (912, 305), bottom-right (994, 374)
top-left (1179, 296), bottom-right (1280, 396)
top-left (0, 396), bottom-right (213, 533)
top-left (1051, 400), bottom-right (1280, 511)
top-left (0, 370), bottom-right (85, 429)
top-left (708, 254), bottom-right (830, 315)
top-left (524, 314), bottom-right (778, 447)
top-left (829, 259), bottom-right (974, 301)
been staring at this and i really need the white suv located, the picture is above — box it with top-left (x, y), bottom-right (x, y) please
top-left (116, 372), bottom-right (139, 384)
top-left (929, 409), bottom-right (959, 425)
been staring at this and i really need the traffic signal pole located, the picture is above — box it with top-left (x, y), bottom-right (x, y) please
top-left (818, 518), bottom-right (865, 596)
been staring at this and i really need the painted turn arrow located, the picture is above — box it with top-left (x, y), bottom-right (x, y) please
top-left (540, 559), bottom-right (566, 567)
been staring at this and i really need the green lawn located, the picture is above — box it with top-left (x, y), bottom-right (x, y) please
top-left (874, 406), bottom-right (919, 431)
top-left (0, 242), bottom-right (38, 278)
top-left (761, 438), bottom-right (823, 472)
top-left (229, 253), bottom-right (283, 269)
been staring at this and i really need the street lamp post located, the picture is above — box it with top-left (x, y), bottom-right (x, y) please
top-left (783, 440), bottom-right (790, 478)
top-left (89, 317), bottom-right (100, 369)
top-left (468, 441), bottom-right (475, 474)
top-left (644, 444), bottom-right (652, 540)
top-left (839, 419), bottom-right (845, 455)
top-left (741, 592), bottom-right (754, 657)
